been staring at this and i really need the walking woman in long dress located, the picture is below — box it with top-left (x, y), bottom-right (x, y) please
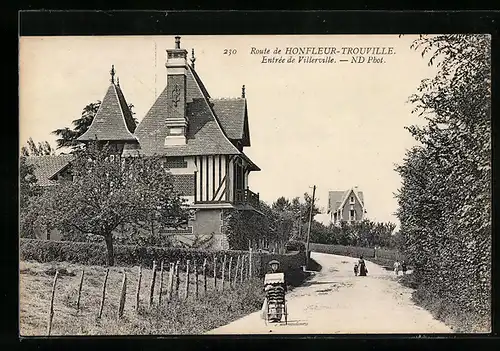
top-left (358, 256), bottom-right (368, 276)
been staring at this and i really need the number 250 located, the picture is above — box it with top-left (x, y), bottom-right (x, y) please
top-left (223, 49), bottom-right (237, 56)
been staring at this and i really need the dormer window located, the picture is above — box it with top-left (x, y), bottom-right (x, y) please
top-left (350, 196), bottom-right (355, 204)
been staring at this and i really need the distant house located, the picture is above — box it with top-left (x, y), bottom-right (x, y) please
top-left (327, 187), bottom-right (366, 225)
top-left (24, 154), bottom-right (74, 240)
top-left (24, 36), bottom-right (261, 250)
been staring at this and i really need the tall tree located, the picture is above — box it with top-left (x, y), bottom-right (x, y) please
top-left (22, 142), bottom-right (188, 266)
top-left (272, 196), bottom-right (291, 212)
top-left (21, 137), bottom-right (55, 156)
top-left (52, 101), bottom-right (138, 151)
top-left (395, 34), bottom-right (491, 328)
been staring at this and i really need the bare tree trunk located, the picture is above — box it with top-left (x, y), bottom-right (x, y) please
top-left (104, 234), bottom-right (115, 266)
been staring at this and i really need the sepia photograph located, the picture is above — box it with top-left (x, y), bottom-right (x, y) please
top-left (19, 33), bottom-right (491, 335)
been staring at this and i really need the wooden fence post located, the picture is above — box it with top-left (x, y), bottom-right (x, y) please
top-left (149, 260), bottom-right (157, 308)
top-left (240, 255), bottom-right (245, 283)
top-left (76, 269), bottom-right (84, 313)
top-left (221, 255), bottom-right (227, 292)
top-left (234, 255), bottom-right (240, 286)
top-left (98, 268), bottom-right (109, 319)
top-left (213, 255), bottom-right (218, 290)
top-left (135, 266), bottom-right (142, 311)
top-left (249, 248), bottom-right (253, 279)
top-left (202, 258), bottom-right (207, 295)
top-left (246, 254), bottom-right (250, 279)
top-left (175, 260), bottom-right (180, 298)
top-left (118, 271), bottom-right (127, 319)
top-left (158, 261), bottom-right (164, 305)
top-left (228, 256), bottom-right (233, 289)
top-left (46, 270), bottom-right (59, 336)
top-left (167, 262), bottom-right (174, 301)
top-left (184, 259), bottom-right (190, 300)
top-left (194, 259), bottom-right (199, 299)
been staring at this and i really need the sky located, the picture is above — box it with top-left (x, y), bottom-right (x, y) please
top-left (19, 35), bottom-right (437, 226)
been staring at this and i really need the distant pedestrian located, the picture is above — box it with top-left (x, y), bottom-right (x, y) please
top-left (354, 263), bottom-right (359, 276)
top-left (358, 256), bottom-right (368, 276)
top-left (393, 260), bottom-right (400, 276)
top-left (401, 261), bottom-right (407, 275)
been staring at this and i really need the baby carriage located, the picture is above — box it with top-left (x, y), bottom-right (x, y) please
top-left (262, 260), bottom-right (288, 325)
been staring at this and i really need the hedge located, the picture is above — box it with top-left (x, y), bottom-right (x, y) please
top-left (308, 243), bottom-right (406, 265)
top-left (19, 238), bottom-right (305, 280)
top-left (285, 240), bottom-right (306, 252)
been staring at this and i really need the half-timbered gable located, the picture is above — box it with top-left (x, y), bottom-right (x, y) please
top-left (125, 36), bottom-right (260, 211)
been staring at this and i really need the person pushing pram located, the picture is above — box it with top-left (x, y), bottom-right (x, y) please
top-left (261, 260), bottom-right (288, 324)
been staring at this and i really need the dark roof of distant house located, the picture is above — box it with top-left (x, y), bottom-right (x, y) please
top-left (211, 98), bottom-right (250, 145)
top-left (24, 154), bottom-right (74, 187)
top-left (78, 83), bottom-right (137, 142)
top-left (127, 65), bottom-right (241, 158)
top-left (328, 189), bottom-right (364, 212)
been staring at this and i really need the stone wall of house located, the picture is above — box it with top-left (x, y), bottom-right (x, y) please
top-left (191, 208), bottom-right (225, 250)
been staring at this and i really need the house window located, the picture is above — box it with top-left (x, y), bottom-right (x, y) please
top-left (350, 196), bottom-right (354, 204)
top-left (350, 209), bottom-right (356, 221)
top-left (165, 157), bottom-right (187, 168)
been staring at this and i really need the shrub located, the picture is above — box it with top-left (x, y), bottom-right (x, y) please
top-left (309, 243), bottom-right (375, 259)
top-left (19, 238), bottom-right (307, 282)
top-left (285, 240), bottom-right (306, 252)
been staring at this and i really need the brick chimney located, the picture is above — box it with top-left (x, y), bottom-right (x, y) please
top-left (165, 36), bottom-right (188, 146)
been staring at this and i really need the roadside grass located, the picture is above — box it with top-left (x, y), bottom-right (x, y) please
top-left (20, 260), bottom-right (265, 335)
top-left (399, 273), bottom-right (490, 333)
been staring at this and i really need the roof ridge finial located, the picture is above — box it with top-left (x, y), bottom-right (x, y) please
top-left (110, 64), bottom-right (115, 84)
top-left (241, 84), bottom-right (246, 98)
top-left (190, 48), bottom-right (196, 69)
top-left (175, 36), bottom-right (181, 49)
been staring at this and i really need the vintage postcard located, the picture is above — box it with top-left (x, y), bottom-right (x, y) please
top-left (19, 34), bottom-right (491, 335)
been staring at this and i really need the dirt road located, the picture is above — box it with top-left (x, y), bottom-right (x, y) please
top-left (207, 252), bottom-right (453, 334)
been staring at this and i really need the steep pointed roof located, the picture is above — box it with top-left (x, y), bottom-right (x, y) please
top-left (328, 190), bottom-right (348, 213)
top-left (211, 97), bottom-right (250, 146)
top-left (78, 81), bottom-right (137, 142)
top-left (328, 188), bottom-right (365, 213)
top-left (127, 65), bottom-right (241, 157)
